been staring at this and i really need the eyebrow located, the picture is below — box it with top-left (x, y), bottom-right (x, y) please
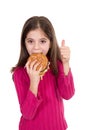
top-left (25, 38), bottom-right (33, 40)
top-left (25, 37), bottom-right (48, 41)
top-left (40, 38), bottom-right (48, 40)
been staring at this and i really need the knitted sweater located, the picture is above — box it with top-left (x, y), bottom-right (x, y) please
top-left (13, 61), bottom-right (75, 130)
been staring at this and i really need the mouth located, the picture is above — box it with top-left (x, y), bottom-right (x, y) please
top-left (32, 51), bottom-right (43, 54)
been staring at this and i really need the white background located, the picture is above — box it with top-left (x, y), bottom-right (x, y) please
top-left (0, 0), bottom-right (87, 130)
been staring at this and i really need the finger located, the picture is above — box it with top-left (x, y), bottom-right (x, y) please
top-left (29, 60), bottom-right (37, 69)
top-left (61, 39), bottom-right (65, 47)
top-left (34, 61), bottom-right (42, 71)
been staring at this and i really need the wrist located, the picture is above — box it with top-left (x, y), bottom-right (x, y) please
top-left (29, 86), bottom-right (38, 97)
top-left (63, 62), bottom-right (70, 75)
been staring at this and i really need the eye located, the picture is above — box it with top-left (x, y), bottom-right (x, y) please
top-left (40, 40), bottom-right (46, 44)
top-left (27, 39), bottom-right (33, 44)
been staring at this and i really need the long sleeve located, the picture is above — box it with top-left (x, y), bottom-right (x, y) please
top-left (13, 67), bottom-right (43, 120)
top-left (12, 65), bottom-right (74, 130)
top-left (57, 61), bottom-right (75, 100)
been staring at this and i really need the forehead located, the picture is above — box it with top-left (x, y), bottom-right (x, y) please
top-left (26, 28), bottom-right (47, 38)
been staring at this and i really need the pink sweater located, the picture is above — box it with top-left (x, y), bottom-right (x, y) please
top-left (13, 61), bottom-right (75, 130)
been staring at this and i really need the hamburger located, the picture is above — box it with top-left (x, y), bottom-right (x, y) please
top-left (28, 53), bottom-right (49, 79)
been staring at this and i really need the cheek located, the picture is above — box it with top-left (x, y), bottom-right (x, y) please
top-left (43, 45), bottom-right (50, 55)
top-left (25, 45), bottom-right (32, 55)
top-left (27, 49), bottom-right (32, 55)
top-left (46, 43), bottom-right (50, 51)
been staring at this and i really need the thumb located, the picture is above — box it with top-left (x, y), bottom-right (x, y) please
top-left (61, 39), bottom-right (65, 46)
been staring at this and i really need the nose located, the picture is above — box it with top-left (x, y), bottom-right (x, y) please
top-left (34, 42), bottom-right (40, 49)
top-left (33, 42), bottom-right (42, 53)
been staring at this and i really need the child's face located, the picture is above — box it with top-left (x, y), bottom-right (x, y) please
top-left (25, 28), bottom-right (50, 55)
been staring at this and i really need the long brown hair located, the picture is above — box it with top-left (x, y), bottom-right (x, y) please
top-left (11, 16), bottom-right (62, 75)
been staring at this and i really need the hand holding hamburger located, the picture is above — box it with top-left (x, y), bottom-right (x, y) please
top-left (27, 53), bottom-right (50, 79)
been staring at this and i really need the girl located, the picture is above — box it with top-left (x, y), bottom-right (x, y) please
top-left (11, 16), bottom-right (75, 130)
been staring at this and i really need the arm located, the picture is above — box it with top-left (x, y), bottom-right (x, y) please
top-left (57, 40), bottom-right (75, 99)
top-left (57, 61), bottom-right (75, 100)
top-left (13, 67), bottom-right (43, 120)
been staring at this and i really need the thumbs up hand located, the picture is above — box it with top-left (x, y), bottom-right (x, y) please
top-left (60, 40), bottom-right (70, 75)
top-left (60, 40), bottom-right (70, 64)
